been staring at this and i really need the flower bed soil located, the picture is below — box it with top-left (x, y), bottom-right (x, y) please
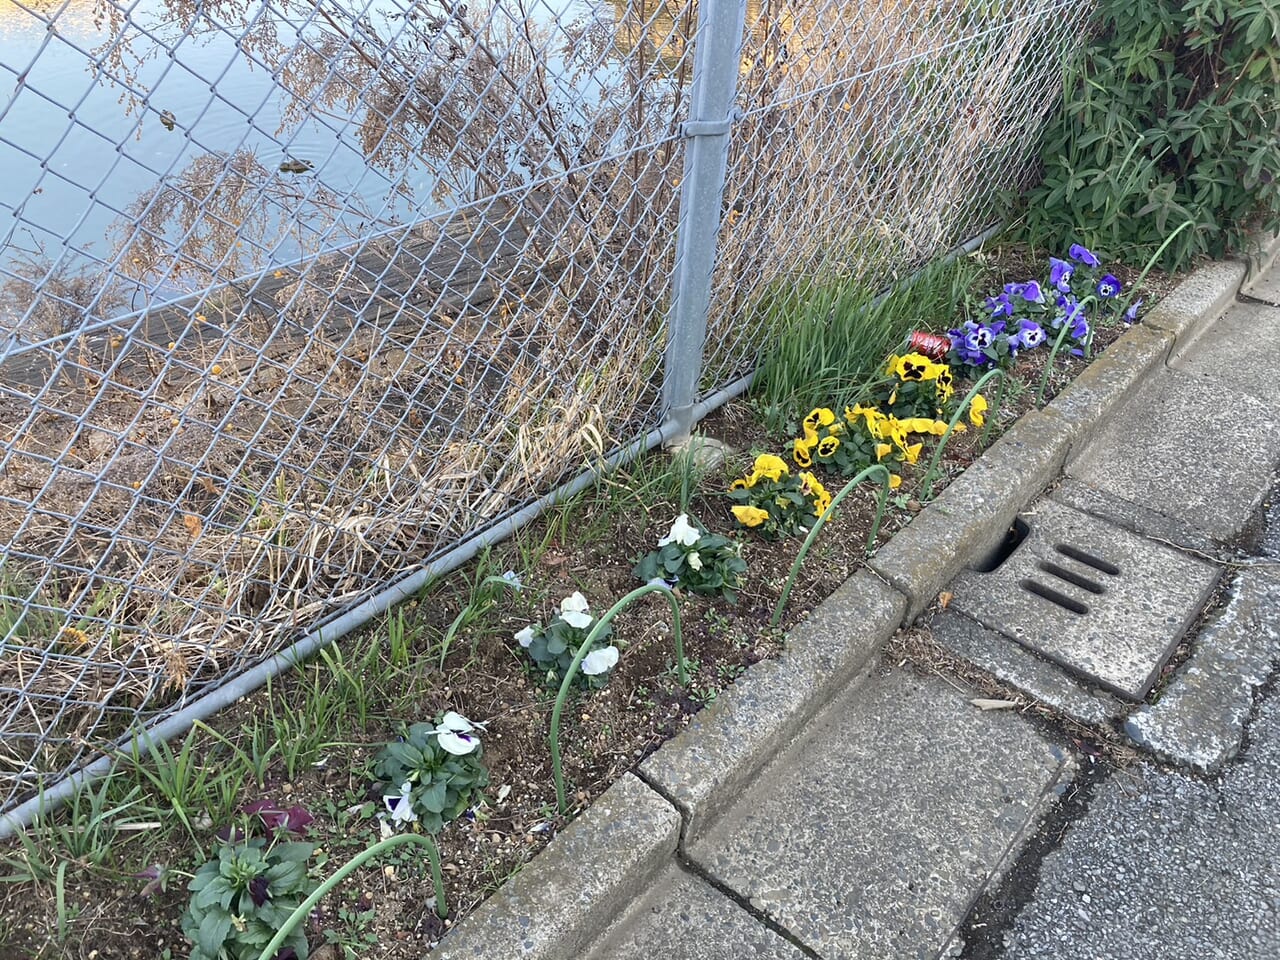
top-left (0, 256), bottom-right (1173, 960)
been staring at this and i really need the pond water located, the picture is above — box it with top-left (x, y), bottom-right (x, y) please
top-left (0, 0), bottom-right (620, 338)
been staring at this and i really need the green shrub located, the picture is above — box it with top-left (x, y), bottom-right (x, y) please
top-left (1021, 0), bottom-right (1280, 269)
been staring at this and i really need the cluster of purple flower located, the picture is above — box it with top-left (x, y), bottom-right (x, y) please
top-left (947, 244), bottom-right (1140, 372)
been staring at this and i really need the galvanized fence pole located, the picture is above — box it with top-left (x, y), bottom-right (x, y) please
top-left (661, 0), bottom-right (750, 439)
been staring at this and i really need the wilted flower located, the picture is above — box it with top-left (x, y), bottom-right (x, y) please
top-left (559, 592), bottom-right (593, 630)
top-left (514, 625), bottom-right (535, 648)
top-left (687, 551), bottom-right (703, 571)
top-left (657, 514), bottom-right (700, 548)
top-left (1068, 243), bottom-right (1100, 267)
top-left (581, 646), bottom-right (619, 676)
top-left (1124, 298), bottom-right (1144, 323)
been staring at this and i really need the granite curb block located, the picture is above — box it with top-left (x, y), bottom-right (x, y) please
top-left (428, 261), bottom-right (1253, 956)
top-left (1240, 230), bottom-right (1280, 295)
top-left (1141, 259), bottom-right (1243, 360)
top-left (637, 570), bottom-right (906, 842)
top-left (430, 774), bottom-right (678, 960)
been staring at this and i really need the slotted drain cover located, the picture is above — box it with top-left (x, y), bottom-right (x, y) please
top-left (948, 499), bottom-right (1220, 700)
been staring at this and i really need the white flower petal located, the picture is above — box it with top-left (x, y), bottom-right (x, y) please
top-left (560, 591), bottom-right (590, 616)
top-left (657, 513), bottom-right (700, 548)
top-left (687, 551), bottom-right (703, 571)
top-left (581, 645), bottom-right (620, 676)
top-left (561, 610), bottom-right (593, 630)
top-left (514, 625), bottom-right (536, 647)
top-left (501, 570), bottom-right (523, 591)
top-left (439, 711), bottom-right (475, 733)
top-left (437, 730), bottom-right (480, 755)
top-left (647, 577), bottom-right (675, 591)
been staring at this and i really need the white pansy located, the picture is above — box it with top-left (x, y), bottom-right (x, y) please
top-left (581, 645), bottom-right (619, 676)
top-left (647, 577), bottom-right (674, 591)
top-left (657, 513), bottom-right (700, 548)
top-left (559, 591), bottom-right (593, 630)
top-left (383, 782), bottom-right (417, 826)
top-left (433, 711), bottom-right (481, 756)
top-left (514, 625), bottom-right (536, 648)
top-left (687, 551), bottom-right (703, 571)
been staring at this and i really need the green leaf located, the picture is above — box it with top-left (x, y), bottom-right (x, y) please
top-left (197, 908), bottom-right (232, 956)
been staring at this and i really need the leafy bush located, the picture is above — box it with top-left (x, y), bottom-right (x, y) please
top-left (372, 713), bottom-right (489, 834)
top-left (633, 514), bottom-right (748, 602)
top-left (1021, 0), bottom-right (1280, 268)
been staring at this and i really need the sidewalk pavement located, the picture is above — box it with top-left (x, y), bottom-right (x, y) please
top-left (437, 245), bottom-right (1280, 960)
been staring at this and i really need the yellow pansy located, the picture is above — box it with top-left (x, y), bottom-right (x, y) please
top-left (889, 473), bottom-right (902, 489)
top-left (731, 505), bottom-right (769, 528)
top-left (969, 393), bottom-right (989, 427)
top-left (902, 442), bottom-right (923, 465)
top-left (752, 454), bottom-right (789, 482)
top-left (729, 477), bottom-right (752, 491)
top-left (799, 471), bottom-right (832, 518)
top-left (845, 404), bottom-right (882, 432)
top-left (875, 442), bottom-right (893, 461)
top-left (792, 437), bottom-right (814, 468)
top-left (892, 352), bottom-right (944, 382)
top-left (802, 408), bottom-right (836, 434)
top-left (816, 435), bottom-right (840, 457)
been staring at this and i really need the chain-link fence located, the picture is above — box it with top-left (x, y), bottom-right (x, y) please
top-left (0, 0), bottom-right (1088, 823)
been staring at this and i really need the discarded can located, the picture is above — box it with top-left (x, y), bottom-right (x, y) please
top-left (908, 331), bottom-right (952, 360)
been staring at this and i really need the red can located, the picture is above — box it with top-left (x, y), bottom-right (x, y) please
top-left (908, 331), bottom-right (952, 361)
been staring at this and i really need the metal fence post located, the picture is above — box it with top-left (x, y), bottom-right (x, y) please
top-left (662, 0), bottom-right (749, 440)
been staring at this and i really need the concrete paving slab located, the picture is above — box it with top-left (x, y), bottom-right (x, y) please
top-left (929, 610), bottom-right (1124, 727)
top-left (948, 499), bottom-right (1219, 700)
top-left (1066, 368), bottom-right (1280, 543)
top-left (1048, 477), bottom-right (1221, 556)
top-left (1171, 301), bottom-right (1280, 403)
top-left (687, 667), bottom-right (1071, 960)
top-left (584, 868), bottom-right (808, 960)
top-left (1124, 566), bottom-right (1280, 773)
top-left (1244, 268), bottom-right (1280, 304)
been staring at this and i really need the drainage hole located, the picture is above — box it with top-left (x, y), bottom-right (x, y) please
top-left (1020, 579), bottom-right (1090, 615)
top-left (1038, 561), bottom-right (1106, 595)
top-left (1053, 543), bottom-right (1121, 576)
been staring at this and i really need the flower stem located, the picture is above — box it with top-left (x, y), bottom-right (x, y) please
top-left (256, 833), bottom-right (446, 960)
top-left (1115, 218), bottom-right (1195, 320)
top-left (770, 464), bottom-right (891, 629)
top-left (549, 584), bottom-right (685, 814)
top-left (920, 368), bottom-right (1006, 501)
top-left (1036, 321), bottom-right (1076, 406)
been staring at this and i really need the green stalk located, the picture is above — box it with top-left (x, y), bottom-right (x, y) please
top-left (1036, 320), bottom-right (1076, 406)
top-left (256, 833), bottom-right (446, 960)
top-left (549, 584), bottom-right (685, 814)
top-left (920, 368), bottom-right (1007, 501)
top-left (770, 464), bottom-right (891, 629)
top-left (1114, 218), bottom-right (1195, 321)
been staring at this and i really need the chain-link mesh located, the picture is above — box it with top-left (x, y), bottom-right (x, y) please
top-left (0, 0), bottom-right (1085, 814)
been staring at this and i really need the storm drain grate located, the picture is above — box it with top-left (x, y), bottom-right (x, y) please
top-left (948, 499), bottom-right (1220, 700)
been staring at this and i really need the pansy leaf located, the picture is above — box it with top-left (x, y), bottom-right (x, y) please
top-left (197, 909), bottom-right (233, 956)
top-left (419, 780), bottom-right (448, 814)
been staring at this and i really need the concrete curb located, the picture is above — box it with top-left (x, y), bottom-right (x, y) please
top-left (430, 774), bottom-right (678, 960)
top-left (428, 259), bottom-right (1252, 958)
top-left (638, 570), bottom-right (905, 841)
top-left (1241, 230), bottom-right (1280, 294)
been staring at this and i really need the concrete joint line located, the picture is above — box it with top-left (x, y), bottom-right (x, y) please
top-left (672, 857), bottom-right (825, 960)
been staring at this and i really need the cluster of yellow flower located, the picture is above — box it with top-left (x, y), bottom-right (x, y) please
top-left (728, 454), bottom-right (831, 532)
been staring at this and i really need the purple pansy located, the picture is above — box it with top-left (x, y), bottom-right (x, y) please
top-left (1069, 243), bottom-right (1100, 267)
top-left (1095, 274), bottom-right (1121, 298)
top-left (1004, 280), bottom-right (1046, 304)
top-left (1010, 319), bottom-right (1046, 353)
top-left (1124, 298), bottom-right (1144, 323)
top-left (1049, 257), bottom-right (1074, 293)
